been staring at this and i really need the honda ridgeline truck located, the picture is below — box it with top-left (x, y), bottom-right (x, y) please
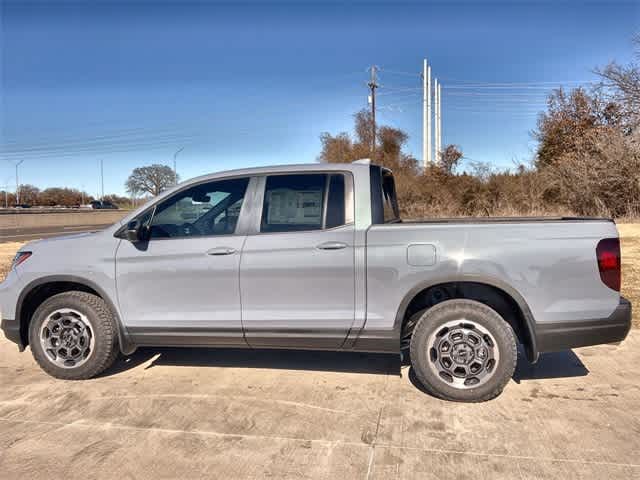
top-left (0, 162), bottom-right (632, 402)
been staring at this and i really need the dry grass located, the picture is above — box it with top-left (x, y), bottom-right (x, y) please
top-left (1, 227), bottom-right (639, 327)
top-left (0, 242), bottom-right (23, 282)
top-left (618, 224), bottom-right (640, 327)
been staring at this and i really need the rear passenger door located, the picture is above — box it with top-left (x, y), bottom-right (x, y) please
top-left (240, 172), bottom-right (355, 349)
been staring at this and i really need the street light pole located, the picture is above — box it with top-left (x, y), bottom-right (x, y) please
top-left (173, 147), bottom-right (184, 185)
top-left (14, 160), bottom-right (24, 204)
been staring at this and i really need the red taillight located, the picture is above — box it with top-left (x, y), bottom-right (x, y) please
top-left (596, 238), bottom-right (621, 291)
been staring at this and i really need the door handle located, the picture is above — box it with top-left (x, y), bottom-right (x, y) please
top-left (206, 246), bottom-right (237, 256)
top-left (316, 241), bottom-right (347, 250)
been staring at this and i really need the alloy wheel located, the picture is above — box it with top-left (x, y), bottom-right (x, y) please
top-left (426, 319), bottom-right (499, 389)
top-left (39, 308), bottom-right (95, 369)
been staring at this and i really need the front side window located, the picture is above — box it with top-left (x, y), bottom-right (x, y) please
top-left (260, 173), bottom-right (349, 233)
top-left (148, 177), bottom-right (249, 239)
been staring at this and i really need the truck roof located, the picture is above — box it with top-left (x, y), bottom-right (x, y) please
top-left (181, 161), bottom-right (374, 185)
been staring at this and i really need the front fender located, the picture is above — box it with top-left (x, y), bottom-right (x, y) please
top-left (16, 275), bottom-right (136, 355)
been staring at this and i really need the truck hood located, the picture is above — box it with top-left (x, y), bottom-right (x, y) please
top-left (20, 231), bottom-right (101, 252)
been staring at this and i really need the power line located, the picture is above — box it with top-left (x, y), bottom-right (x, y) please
top-left (376, 93), bottom-right (421, 104)
top-left (0, 131), bottom-right (206, 155)
top-left (378, 67), bottom-right (420, 78)
top-left (0, 137), bottom-right (203, 161)
top-left (1, 125), bottom-right (202, 149)
top-left (442, 79), bottom-right (594, 86)
top-left (444, 85), bottom-right (587, 91)
top-left (444, 90), bottom-right (550, 96)
top-left (377, 87), bottom-right (421, 96)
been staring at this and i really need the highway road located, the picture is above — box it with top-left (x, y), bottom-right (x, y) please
top-left (0, 224), bottom-right (110, 243)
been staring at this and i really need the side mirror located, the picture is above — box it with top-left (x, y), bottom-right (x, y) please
top-left (125, 220), bottom-right (144, 242)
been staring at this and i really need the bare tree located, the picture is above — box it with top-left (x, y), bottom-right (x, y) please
top-left (377, 126), bottom-right (408, 159)
top-left (533, 87), bottom-right (600, 168)
top-left (439, 145), bottom-right (463, 174)
top-left (17, 184), bottom-right (40, 205)
top-left (595, 36), bottom-right (640, 139)
top-left (542, 128), bottom-right (640, 216)
top-left (126, 164), bottom-right (178, 196)
top-left (354, 110), bottom-right (374, 152)
top-left (318, 132), bottom-right (355, 164)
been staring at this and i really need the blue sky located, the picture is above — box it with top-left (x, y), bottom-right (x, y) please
top-left (1, 1), bottom-right (638, 196)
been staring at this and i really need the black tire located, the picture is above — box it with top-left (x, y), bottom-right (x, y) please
top-left (409, 299), bottom-right (517, 402)
top-left (28, 291), bottom-right (119, 380)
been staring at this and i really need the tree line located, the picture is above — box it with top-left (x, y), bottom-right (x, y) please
top-left (0, 163), bottom-right (177, 209)
top-left (0, 186), bottom-right (134, 209)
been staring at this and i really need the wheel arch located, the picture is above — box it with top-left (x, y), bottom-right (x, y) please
top-left (394, 277), bottom-right (538, 362)
top-left (16, 275), bottom-right (135, 355)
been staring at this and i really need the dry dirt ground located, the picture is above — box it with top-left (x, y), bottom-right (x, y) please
top-left (0, 242), bottom-right (23, 282)
top-left (618, 224), bottom-right (640, 327)
top-left (0, 227), bottom-right (639, 479)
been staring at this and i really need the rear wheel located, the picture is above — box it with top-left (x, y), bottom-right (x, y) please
top-left (29, 291), bottom-right (119, 380)
top-left (409, 299), bottom-right (517, 402)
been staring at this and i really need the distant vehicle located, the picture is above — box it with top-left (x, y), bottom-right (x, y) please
top-left (14, 204), bottom-right (32, 209)
top-left (90, 200), bottom-right (119, 210)
top-left (0, 162), bottom-right (631, 402)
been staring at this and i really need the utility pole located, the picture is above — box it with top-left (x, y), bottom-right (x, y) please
top-left (422, 59), bottom-right (432, 168)
top-left (368, 66), bottom-right (378, 155)
top-left (100, 159), bottom-right (104, 201)
top-left (173, 147), bottom-right (184, 185)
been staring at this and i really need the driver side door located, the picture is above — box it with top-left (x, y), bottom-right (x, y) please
top-left (115, 176), bottom-right (252, 347)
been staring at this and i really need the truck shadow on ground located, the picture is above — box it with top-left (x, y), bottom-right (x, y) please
top-left (105, 347), bottom-right (398, 377)
top-left (512, 348), bottom-right (589, 382)
top-left (104, 345), bottom-right (589, 384)
top-left (406, 348), bottom-right (589, 396)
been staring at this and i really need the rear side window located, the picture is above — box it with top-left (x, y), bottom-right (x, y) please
top-left (260, 173), bottom-right (350, 233)
top-left (326, 174), bottom-right (346, 229)
top-left (381, 170), bottom-right (400, 223)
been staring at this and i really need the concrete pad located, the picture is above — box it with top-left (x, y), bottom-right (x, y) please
top-left (0, 419), bottom-right (370, 479)
top-left (1, 333), bottom-right (639, 479)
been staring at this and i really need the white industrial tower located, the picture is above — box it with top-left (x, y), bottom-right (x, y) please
top-left (435, 79), bottom-right (442, 163)
top-left (422, 59), bottom-right (431, 168)
top-left (422, 59), bottom-right (442, 168)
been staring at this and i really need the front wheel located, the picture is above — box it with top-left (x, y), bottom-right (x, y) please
top-left (28, 291), bottom-right (119, 380)
top-left (409, 299), bottom-right (517, 402)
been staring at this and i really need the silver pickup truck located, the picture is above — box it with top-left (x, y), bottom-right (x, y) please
top-left (0, 162), bottom-right (632, 401)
